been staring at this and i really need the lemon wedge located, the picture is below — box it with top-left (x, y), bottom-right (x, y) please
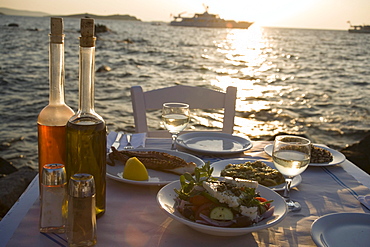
top-left (123, 157), bottom-right (149, 181)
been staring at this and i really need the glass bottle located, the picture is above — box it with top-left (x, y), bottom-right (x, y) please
top-left (37, 17), bottom-right (75, 188)
top-left (66, 18), bottom-right (107, 217)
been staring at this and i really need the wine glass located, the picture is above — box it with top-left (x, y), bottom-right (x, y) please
top-left (272, 135), bottom-right (311, 212)
top-left (162, 103), bottom-right (190, 150)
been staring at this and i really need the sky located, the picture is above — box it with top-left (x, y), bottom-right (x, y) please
top-left (1, 0), bottom-right (370, 30)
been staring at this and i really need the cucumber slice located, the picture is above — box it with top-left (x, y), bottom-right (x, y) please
top-left (210, 207), bottom-right (234, 220)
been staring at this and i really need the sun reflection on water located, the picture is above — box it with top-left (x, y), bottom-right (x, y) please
top-left (208, 25), bottom-right (288, 138)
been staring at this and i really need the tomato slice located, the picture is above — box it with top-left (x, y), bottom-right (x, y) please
top-left (194, 202), bottom-right (216, 220)
top-left (255, 197), bottom-right (271, 209)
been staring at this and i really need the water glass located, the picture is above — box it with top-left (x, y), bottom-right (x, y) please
top-left (162, 102), bottom-right (190, 150)
top-left (272, 135), bottom-right (311, 212)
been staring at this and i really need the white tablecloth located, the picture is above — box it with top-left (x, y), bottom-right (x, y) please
top-left (2, 139), bottom-right (370, 247)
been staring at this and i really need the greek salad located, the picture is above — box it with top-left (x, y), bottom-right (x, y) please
top-left (175, 163), bottom-right (275, 228)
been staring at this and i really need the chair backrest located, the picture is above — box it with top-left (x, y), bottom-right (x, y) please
top-left (130, 85), bottom-right (237, 137)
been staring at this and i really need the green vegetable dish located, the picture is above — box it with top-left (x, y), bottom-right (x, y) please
top-left (220, 160), bottom-right (285, 186)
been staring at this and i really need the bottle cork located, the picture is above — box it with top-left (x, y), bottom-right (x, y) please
top-left (50, 17), bottom-right (64, 44)
top-left (80, 18), bottom-right (96, 47)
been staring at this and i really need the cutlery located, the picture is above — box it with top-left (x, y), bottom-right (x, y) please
top-left (110, 131), bottom-right (124, 152)
top-left (123, 133), bottom-right (134, 150)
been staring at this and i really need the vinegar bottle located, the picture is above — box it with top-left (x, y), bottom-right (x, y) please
top-left (37, 18), bottom-right (75, 188)
top-left (66, 18), bottom-right (107, 217)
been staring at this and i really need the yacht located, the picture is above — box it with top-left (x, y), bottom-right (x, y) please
top-left (170, 6), bottom-right (253, 29)
top-left (348, 22), bottom-right (370, 33)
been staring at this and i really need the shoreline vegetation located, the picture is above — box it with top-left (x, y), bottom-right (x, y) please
top-left (1, 133), bottom-right (370, 220)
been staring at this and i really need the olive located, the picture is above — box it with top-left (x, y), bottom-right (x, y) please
top-left (183, 207), bottom-right (194, 219)
top-left (234, 216), bottom-right (252, 227)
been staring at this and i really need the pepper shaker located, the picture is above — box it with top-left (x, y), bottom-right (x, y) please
top-left (66, 173), bottom-right (97, 246)
top-left (39, 163), bottom-right (67, 233)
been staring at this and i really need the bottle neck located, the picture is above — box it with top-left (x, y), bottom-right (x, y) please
top-left (78, 46), bottom-right (95, 114)
top-left (49, 41), bottom-right (65, 105)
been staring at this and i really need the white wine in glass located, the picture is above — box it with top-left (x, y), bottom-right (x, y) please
top-left (272, 135), bottom-right (311, 212)
top-left (162, 103), bottom-right (190, 150)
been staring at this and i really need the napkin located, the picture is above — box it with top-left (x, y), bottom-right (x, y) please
top-left (107, 132), bottom-right (147, 152)
top-left (358, 195), bottom-right (370, 210)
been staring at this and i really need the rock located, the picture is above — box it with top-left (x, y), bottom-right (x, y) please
top-left (26, 28), bottom-right (39, 31)
top-left (0, 157), bottom-right (18, 175)
top-left (8, 23), bottom-right (19, 27)
top-left (0, 166), bottom-right (37, 218)
top-left (123, 38), bottom-right (133, 44)
top-left (340, 134), bottom-right (370, 174)
top-left (95, 24), bottom-right (111, 33)
top-left (96, 65), bottom-right (111, 73)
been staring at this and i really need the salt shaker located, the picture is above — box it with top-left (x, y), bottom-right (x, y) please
top-left (66, 173), bottom-right (97, 246)
top-left (39, 163), bottom-right (67, 233)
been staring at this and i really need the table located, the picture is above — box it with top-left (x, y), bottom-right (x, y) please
top-left (1, 139), bottom-right (370, 247)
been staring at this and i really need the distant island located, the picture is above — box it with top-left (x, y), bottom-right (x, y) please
top-left (0, 7), bottom-right (141, 21)
top-left (61, 13), bottom-right (141, 21)
top-left (0, 7), bottom-right (49, 17)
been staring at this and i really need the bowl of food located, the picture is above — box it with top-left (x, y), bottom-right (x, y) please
top-left (156, 164), bottom-right (288, 236)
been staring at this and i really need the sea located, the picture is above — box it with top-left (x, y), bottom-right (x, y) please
top-left (1, 15), bottom-right (370, 170)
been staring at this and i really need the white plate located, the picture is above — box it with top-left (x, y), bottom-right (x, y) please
top-left (211, 158), bottom-right (302, 191)
top-left (264, 144), bottom-right (345, 166)
top-left (157, 179), bottom-right (288, 236)
top-left (106, 149), bottom-right (205, 186)
top-left (311, 213), bottom-right (370, 247)
top-left (176, 132), bottom-right (253, 154)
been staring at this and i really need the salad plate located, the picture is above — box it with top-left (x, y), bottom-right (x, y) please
top-left (211, 158), bottom-right (302, 191)
top-left (176, 132), bottom-right (253, 154)
top-left (157, 179), bottom-right (288, 236)
top-left (311, 213), bottom-right (370, 247)
top-left (264, 144), bottom-right (345, 166)
top-left (106, 148), bottom-right (204, 186)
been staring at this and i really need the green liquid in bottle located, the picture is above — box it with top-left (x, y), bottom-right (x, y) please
top-left (66, 117), bottom-right (106, 217)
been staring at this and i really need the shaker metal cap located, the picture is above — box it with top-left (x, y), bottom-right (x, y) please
top-left (68, 173), bottom-right (95, 198)
top-left (42, 163), bottom-right (66, 186)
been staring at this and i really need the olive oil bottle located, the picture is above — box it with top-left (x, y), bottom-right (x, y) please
top-left (66, 19), bottom-right (106, 217)
top-left (37, 18), bottom-right (74, 188)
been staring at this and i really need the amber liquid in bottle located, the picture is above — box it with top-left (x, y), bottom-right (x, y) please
top-left (38, 125), bottom-right (67, 173)
top-left (37, 18), bottom-right (74, 187)
top-left (66, 118), bottom-right (106, 216)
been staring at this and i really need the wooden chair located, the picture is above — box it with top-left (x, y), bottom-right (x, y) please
top-left (130, 85), bottom-right (237, 137)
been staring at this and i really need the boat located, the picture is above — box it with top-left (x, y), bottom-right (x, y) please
top-left (170, 6), bottom-right (253, 29)
top-left (348, 22), bottom-right (370, 33)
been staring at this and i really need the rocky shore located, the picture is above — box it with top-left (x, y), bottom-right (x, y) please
top-left (1, 134), bottom-right (370, 220)
top-left (340, 134), bottom-right (370, 174)
top-left (0, 157), bottom-right (37, 219)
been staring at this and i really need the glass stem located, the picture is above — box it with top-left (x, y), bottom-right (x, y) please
top-left (283, 178), bottom-right (293, 202)
top-left (171, 134), bottom-right (178, 150)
